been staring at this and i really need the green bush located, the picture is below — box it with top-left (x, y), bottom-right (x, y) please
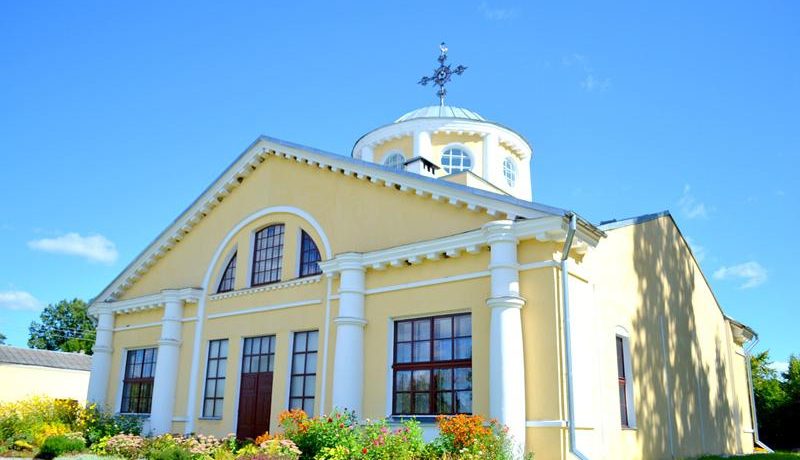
top-left (149, 445), bottom-right (192, 460)
top-left (36, 434), bottom-right (85, 459)
top-left (78, 404), bottom-right (143, 446)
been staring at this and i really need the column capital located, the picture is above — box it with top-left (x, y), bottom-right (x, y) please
top-left (334, 316), bottom-right (368, 327)
top-left (158, 338), bottom-right (182, 348)
top-left (483, 220), bottom-right (517, 244)
top-left (92, 344), bottom-right (113, 354)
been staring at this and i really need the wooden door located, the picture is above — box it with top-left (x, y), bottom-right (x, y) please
top-left (236, 335), bottom-right (276, 440)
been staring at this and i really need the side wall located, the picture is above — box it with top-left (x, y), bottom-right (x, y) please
top-left (583, 216), bottom-right (754, 459)
top-left (0, 364), bottom-right (90, 404)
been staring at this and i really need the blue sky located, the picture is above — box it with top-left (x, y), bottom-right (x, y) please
top-left (1, 1), bottom-right (797, 368)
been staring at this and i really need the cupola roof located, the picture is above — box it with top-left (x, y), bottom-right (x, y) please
top-left (394, 105), bottom-right (486, 123)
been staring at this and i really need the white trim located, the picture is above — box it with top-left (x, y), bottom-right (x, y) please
top-left (185, 205), bottom-right (333, 434)
top-left (319, 276), bottom-right (333, 414)
top-left (207, 299), bottom-right (321, 320)
top-left (385, 317), bottom-right (394, 418)
top-left (294, 228), bottom-right (303, 279)
top-left (98, 288), bottom-right (203, 316)
top-left (367, 271), bottom-right (490, 295)
top-left (284, 332), bottom-right (295, 415)
top-left (113, 317), bottom-right (197, 332)
top-left (209, 276), bottom-right (321, 301)
top-left (525, 420), bottom-right (568, 428)
top-left (231, 336), bottom-right (245, 436)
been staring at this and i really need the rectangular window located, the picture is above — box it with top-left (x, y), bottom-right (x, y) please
top-left (289, 330), bottom-right (319, 416)
top-left (251, 224), bottom-right (285, 286)
top-left (202, 339), bottom-right (228, 418)
top-left (120, 348), bottom-right (157, 414)
top-left (242, 335), bottom-right (276, 373)
top-left (393, 313), bottom-right (472, 416)
top-left (616, 336), bottom-right (632, 427)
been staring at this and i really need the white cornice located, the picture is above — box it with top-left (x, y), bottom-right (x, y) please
top-left (320, 216), bottom-right (599, 275)
top-left (352, 118), bottom-right (532, 160)
top-left (89, 136), bottom-right (583, 307)
top-left (208, 276), bottom-right (321, 301)
top-left (90, 288), bottom-right (203, 317)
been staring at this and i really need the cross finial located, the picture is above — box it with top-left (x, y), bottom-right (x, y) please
top-left (418, 42), bottom-right (467, 107)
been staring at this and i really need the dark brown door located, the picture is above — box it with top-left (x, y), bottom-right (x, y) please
top-left (236, 335), bottom-right (276, 440)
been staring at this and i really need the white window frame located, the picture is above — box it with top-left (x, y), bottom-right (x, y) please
top-left (117, 345), bottom-right (158, 415)
top-left (383, 151), bottom-right (406, 170)
top-left (615, 326), bottom-right (636, 428)
top-left (440, 144), bottom-right (474, 174)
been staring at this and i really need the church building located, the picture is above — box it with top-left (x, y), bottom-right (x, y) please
top-left (87, 47), bottom-right (760, 459)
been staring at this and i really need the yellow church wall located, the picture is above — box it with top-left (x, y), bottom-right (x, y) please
top-left (373, 137), bottom-right (413, 164)
top-left (119, 152), bottom-right (495, 302)
top-left (583, 215), bottom-right (754, 459)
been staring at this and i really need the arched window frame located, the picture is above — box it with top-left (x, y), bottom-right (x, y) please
top-left (439, 144), bottom-right (474, 174)
top-left (615, 326), bottom-right (636, 428)
top-left (249, 223), bottom-right (286, 287)
top-left (383, 151), bottom-right (406, 170)
top-left (297, 229), bottom-right (322, 277)
top-left (216, 249), bottom-right (237, 293)
top-left (502, 156), bottom-right (517, 187)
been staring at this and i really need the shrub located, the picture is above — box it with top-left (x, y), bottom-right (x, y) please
top-left (279, 409), bottom-right (360, 460)
top-left (103, 433), bottom-right (146, 459)
top-left (428, 414), bottom-right (529, 460)
top-left (358, 419), bottom-right (426, 460)
top-left (149, 444), bottom-right (192, 460)
top-left (77, 404), bottom-right (143, 446)
top-left (37, 434), bottom-right (86, 459)
top-left (0, 396), bottom-right (82, 448)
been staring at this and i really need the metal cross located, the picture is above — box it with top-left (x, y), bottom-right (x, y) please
top-left (418, 42), bottom-right (467, 107)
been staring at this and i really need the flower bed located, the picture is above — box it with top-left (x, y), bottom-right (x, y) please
top-left (0, 397), bottom-right (531, 459)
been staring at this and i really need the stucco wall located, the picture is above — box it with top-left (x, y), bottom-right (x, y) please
top-left (0, 363), bottom-right (89, 404)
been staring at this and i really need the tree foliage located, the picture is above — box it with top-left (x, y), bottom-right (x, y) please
top-left (27, 298), bottom-right (95, 354)
top-left (751, 350), bottom-right (799, 449)
top-left (0, 332), bottom-right (6, 345)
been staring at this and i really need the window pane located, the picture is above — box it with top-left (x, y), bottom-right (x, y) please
top-left (215, 381), bottom-right (225, 398)
top-left (455, 368), bottom-right (472, 390)
top-left (413, 342), bottom-right (430, 362)
top-left (397, 322), bottom-right (412, 342)
top-left (293, 354), bottom-right (306, 374)
top-left (454, 315), bottom-right (471, 337)
top-left (455, 338), bottom-right (472, 360)
top-left (291, 377), bottom-right (304, 397)
top-left (304, 376), bottom-right (316, 396)
top-left (307, 332), bottom-right (319, 352)
top-left (413, 394), bottom-right (430, 414)
top-left (289, 398), bottom-right (302, 410)
top-left (456, 391), bottom-right (472, 413)
top-left (437, 392), bottom-right (454, 414)
top-left (414, 320), bottom-right (431, 340)
top-left (203, 400), bottom-right (213, 418)
top-left (434, 317), bottom-right (452, 339)
top-left (295, 333), bottom-right (307, 352)
top-left (217, 358), bottom-right (227, 378)
top-left (395, 394), bottom-right (411, 414)
top-left (434, 368), bottom-right (453, 390)
top-left (142, 361), bottom-right (153, 378)
top-left (412, 370), bottom-right (430, 391)
top-left (210, 340), bottom-right (219, 357)
top-left (219, 340), bottom-right (228, 358)
top-left (214, 399), bottom-right (224, 417)
top-left (395, 371), bottom-right (412, 391)
top-left (303, 398), bottom-right (315, 417)
top-left (396, 343), bottom-right (412, 363)
top-left (434, 339), bottom-right (452, 361)
top-left (207, 360), bottom-right (217, 377)
top-left (305, 353), bottom-right (317, 373)
top-left (205, 380), bottom-right (215, 398)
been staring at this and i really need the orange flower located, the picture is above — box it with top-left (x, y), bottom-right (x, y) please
top-left (436, 414), bottom-right (492, 450)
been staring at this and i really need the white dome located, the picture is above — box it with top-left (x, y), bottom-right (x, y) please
top-left (395, 105), bottom-right (486, 123)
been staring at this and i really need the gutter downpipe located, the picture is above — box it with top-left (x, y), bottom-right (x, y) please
top-left (743, 336), bottom-right (773, 453)
top-left (561, 213), bottom-right (590, 460)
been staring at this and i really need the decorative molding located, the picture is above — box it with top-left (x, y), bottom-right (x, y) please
top-left (206, 299), bottom-right (321, 320)
top-left (113, 317), bottom-right (197, 332)
top-left (97, 288), bottom-right (203, 316)
top-left (526, 420), bottom-right (567, 428)
top-left (208, 276), bottom-right (322, 301)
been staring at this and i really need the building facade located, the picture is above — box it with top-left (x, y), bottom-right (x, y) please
top-left (87, 105), bottom-right (758, 459)
top-left (0, 346), bottom-right (91, 404)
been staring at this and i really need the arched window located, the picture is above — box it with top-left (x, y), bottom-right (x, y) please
top-left (383, 152), bottom-right (406, 170)
top-left (299, 230), bottom-right (322, 277)
top-left (440, 147), bottom-right (472, 174)
top-left (217, 253), bottom-right (237, 293)
top-left (252, 224), bottom-right (285, 286)
top-left (503, 156), bottom-right (517, 187)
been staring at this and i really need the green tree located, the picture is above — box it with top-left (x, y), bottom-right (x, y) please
top-left (751, 350), bottom-right (787, 414)
top-left (28, 298), bottom-right (95, 354)
top-left (782, 354), bottom-right (800, 400)
top-left (0, 332), bottom-right (6, 345)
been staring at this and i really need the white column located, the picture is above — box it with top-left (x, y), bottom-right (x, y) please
top-left (414, 130), bottom-right (432, 160)
top-left (482, 132), bottom-right (498, 182)
top-left (150, 292), bottom-right (184, 434)
top-left (330, 253), bottom-right (366, 417)
top-left (87, 305), bottom-right (114, 406)
top-left (483, 220), bottom-right (527, 452)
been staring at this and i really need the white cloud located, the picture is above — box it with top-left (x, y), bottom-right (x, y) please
top-left (28, 232), bottom-right (118, 264)
top-left (678, 184), bottom-right (709, 219)
top-left (478, 2), bottom-right (517, 20)
top-left (562, 53), bottom-right (610, 92)
top-left (713, 261), bottom-right (768, 289)
top-left (0, 290), bottom-right (43, 311)
top-left (769, 361), bottom-right (789, 375)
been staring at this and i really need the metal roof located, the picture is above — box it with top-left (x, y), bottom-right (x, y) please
top-left (0, 346), bottom-right (92, 371)
top-left (394, 105), bottom-right (486, 123)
